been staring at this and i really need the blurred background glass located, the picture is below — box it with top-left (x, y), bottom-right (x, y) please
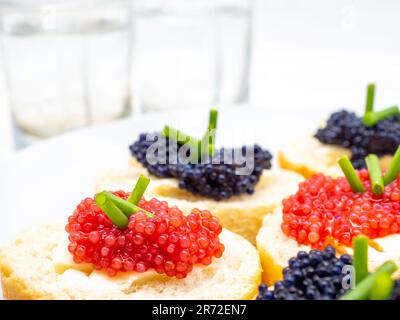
top-left (0, 0), bottom-right (132, 146)
top-left (1, 0), bottom-right (400, 155)
top-left (132, 0), bottom-right (253, 112)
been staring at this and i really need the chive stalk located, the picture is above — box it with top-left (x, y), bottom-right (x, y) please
top-left (365, 83), bottom-right (375, 114)
top-left (363, 106), bottom-right (399, 127)
top-left (202, 108), bottom-right (218, 156)
top-left (353, 236), bottom-right (369, 285)
top-left (162, 125), bottom-right (204, 163)
top-left (365, 154), bottom-right (384, 195)
top-left (340, 260), bottom-right (397, 300)
top-left (95, 193), bottom-right (129, 228)
top-left (208, 108), bottom-right (218, 131)
top-left (338, 156), bottom-right (366, 193)
top-left (383, 145), bottom-right (400, 185)
top-left (369, 273), bottom-right (394, 300)
top-left (163, 109), bottom-right (219, 161)
top-left (162, 125), bottom-right (200, 151)
top-left (128, 174), bottom-right (150, 205)
top-left (103, 192), bottom-right (153, 218)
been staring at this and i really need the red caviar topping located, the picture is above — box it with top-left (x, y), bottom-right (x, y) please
top-left (66, 191), bottom-right (224, 278)
top-left (282, 170), bottom-right (400, 249)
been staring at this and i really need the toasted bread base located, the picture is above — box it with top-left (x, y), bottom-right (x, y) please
top-left (0, 223), bottom-right (262, 300)
top-left (256, 209), bottom-right (400, 286)
top-left (279, 136), bottom-right (394, 178)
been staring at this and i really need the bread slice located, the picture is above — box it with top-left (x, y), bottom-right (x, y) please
top-left (256, 208), bottom-right (400, 286)
top-left (278, 135), bottom-right (352, 178)
top-left (95, 163), bottom-right (304, 244)
top-left (0, 223), bottom-right (262, 300)
top-left (279, 135), bottom-right (394, 179)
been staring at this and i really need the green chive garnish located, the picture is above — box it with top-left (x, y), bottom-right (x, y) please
top-left (162, 125), bottom-right (200, 151)
top-left (95, 193), bottom-right (128, 228)
top-left (353, 236), bottom-right (369, 284)
top-left (365, 83), bottom-right (375, 114)
top-left (128, 174), bottom-right (150, 205)
top-left (365, 154), bottom-right (384, 195)
top-left (341, 260), bottom-right (397, 300)
top-left (208, 108), bottom-right (218, 131)
top-left (103, 192), bottom-right (153, 218)
top-left (369, 273), bottom-right (394, 300)
top-left (338, 156), bottom-right (366, 193)
top-left (363, 106), bottom-right (399, 127)
top-left (362, 83), bottom-right (399, 126)
top-left (163, 109), bottom-right (219, 161)
top-left (202, 108), bottom-right (218, 156)
top-left (383, 145), bottom-right (400, 186)
top-left (162, 125), bottom-right (202, 163)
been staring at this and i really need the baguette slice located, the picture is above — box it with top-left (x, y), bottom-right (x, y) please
top-left (279, 135), bottom-right (394, 178)
top-left (95, 163), bottom-right (304, 244)
top-left (256, 208), bottom-right (400, 286)
top-left (0, 223), bottom-right (261, 300)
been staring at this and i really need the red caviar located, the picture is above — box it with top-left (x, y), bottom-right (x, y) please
top-left (66, 191), bottom-right (224, 278)
top-left (282, 170), bottom-right (400, 249)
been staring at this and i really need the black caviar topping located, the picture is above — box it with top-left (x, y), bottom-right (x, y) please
top-left (178, 145), bottom-right (272, 200)
top-left (129, 133), bottom-right (184, 178)
top-left (129, 133), bottom-right (272, 201)
top-left (390, 280), bottom-right (400, 300)
top-left (315, 110), bottom-right (400, 169)
top-left (257, 246), bottom-right (352, 300)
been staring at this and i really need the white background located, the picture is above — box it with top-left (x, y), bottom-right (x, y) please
top-left (1, 0), bottom-right (400, 157)
top-left (251, 0), bottom-right (400, 109)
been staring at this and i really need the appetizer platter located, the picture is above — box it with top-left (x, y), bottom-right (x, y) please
top-left (257, 152), bottom-right (400, 296)
top-left (95, 109), bottom-right (303, 243)
top-left (0, 175), bottom-right (261, 299)
top-left (1, 104), bottom-right (400, 300)
top-left (280, 84), bottom-right (400, 177)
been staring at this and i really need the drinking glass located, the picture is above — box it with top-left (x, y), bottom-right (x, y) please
top-left (132, 0), bottom-right (253, 112)
top-left (0, 0), bottom-right (132, 146)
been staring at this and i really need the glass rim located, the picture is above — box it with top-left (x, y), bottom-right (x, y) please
top-left (0, 0), bottom-right (131, 13)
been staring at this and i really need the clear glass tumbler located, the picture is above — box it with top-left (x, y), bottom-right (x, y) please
top-left (132, 0), bottom-right (253, 112)
top-left (0, 0), bottom-right (132, 145)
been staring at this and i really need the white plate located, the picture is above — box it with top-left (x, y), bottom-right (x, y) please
top-left (0, 106), bottom-right (325, 299)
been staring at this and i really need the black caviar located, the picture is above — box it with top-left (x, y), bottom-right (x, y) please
top-left (257, 246), bottom-right (352, 300)
top-left (178, 145), bottom-right (272, 200)
top-left (129, 132), bottom-right (185, 178)
top-left (129, 133), bottom-right (272, 201)
top-left (315, 110), bottom-right (400, 169)
top-left (390, 280), bottom-right (400, 300)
